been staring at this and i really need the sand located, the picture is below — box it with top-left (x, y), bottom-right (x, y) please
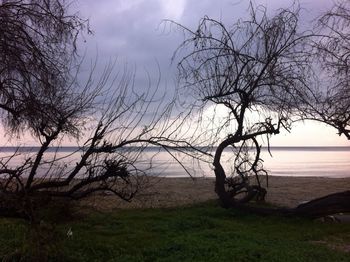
top-left (80, 176), bottom-right (350, 210)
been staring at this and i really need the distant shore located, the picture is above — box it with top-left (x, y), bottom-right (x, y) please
top-left (81, 176), bottom-right (350, 210)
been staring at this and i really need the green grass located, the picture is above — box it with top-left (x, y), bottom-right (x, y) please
top-left (0, 201), bottom-right (349, 261)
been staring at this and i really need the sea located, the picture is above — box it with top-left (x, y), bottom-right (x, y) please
top-left (0, 146), bottom-right (349, 178)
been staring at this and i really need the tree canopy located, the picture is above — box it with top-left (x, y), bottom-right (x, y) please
top-left (0, 0), bottom-right (87, 133)
top-left (0, 0), bottom-right (206, 221)
top-left (172, 1), bottom-right (350, 217)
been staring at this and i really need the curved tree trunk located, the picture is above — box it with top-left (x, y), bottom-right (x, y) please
top-left (213, 133), bottom-right (269, 205)
top-left (213, 138), bottom-right (350, 218)
top-left (213, 138), bottom-right (233, 208)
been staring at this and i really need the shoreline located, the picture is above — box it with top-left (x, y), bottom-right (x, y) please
top-left (81, 176), bottom-right (350, 210)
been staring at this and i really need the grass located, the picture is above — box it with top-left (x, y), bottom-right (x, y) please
top-left (0, 201), bottom-right (349, 261)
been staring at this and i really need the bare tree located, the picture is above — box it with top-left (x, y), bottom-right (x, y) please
top-left (0, 62), bottom-right (206, 221)
top-left (172, 3), bottom-right (312, 207)
top-left (0, 0), bottom-right (88, 132)
top-left (172, 3), bottom-right (350, 217)
top-left (301, 0), bottom-right (350, 139)
top-left (0, 0), bottom-right (209, 221)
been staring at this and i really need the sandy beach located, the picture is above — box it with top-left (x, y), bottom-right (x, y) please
top-left (82, 176), bottom-right (350, 210)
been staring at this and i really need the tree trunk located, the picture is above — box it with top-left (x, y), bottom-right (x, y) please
top-left (213, 138), bottom-right (235, 208)
top-left (292, 190), bottom-right (350, 218)
top-left (213, 138), bottom-right (350, 218)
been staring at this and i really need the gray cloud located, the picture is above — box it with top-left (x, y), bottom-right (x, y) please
top-left (72, 0), bottom-right (333, 97)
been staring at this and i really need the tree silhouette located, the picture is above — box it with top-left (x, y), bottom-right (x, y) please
top-left (172, 3), bottom-right (350, 217)
top-left (172, 3), bottom-right (312, 207)
top-left (0, 0), bottom-right (88, 133)
top-left (301, 0), bottom-right (350, 139)
top-left (0, 0), bottom-right (207, 221)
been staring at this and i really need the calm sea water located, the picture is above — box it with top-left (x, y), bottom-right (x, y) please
top-left (0, 147), bottom-right (349, 178)
top-left (260, 147), bottom-right (350, 178)
top-left (139, 147), bottom-right (350, 178)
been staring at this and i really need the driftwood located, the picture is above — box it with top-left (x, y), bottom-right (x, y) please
top-left (291, 190), bottom-right (350, 218)
top-left (216, 182), bottom-right (350, 218)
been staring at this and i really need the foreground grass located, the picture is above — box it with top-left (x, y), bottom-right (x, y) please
top-left (0, 201), bottom-right (349, 261)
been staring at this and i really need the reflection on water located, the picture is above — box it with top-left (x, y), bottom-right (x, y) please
top-left (260, 148), bottom-right (350, 178)
top-left (0, 147), bottom-right (349, 178)
top-left (140, 147), bottom-right (350, 178)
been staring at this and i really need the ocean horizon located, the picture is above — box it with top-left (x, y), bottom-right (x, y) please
top-left (0, 145), bottom-right (349, 152)
top-left (0, 146), bottom-right (349, 178)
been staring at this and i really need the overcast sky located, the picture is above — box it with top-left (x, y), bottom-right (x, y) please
top-left (68, 0), bottom-right (347, 146)
top-left (76, 0), bottom-right (331, 63)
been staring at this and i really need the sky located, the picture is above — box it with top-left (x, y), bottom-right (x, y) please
top-left (71, 0), bottom-right (347, 147)
top-left (3, 0), bottom-right (348, 146)
top-left (75, 0), bottom-right (333, 72)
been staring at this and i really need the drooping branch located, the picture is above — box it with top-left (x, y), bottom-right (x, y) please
top-left (0, 0), bottom-right (88, 133)
top-left (172, 2), bottom-right (311, 207)
top-left (299, 0), bottom-right (350, 140)
top-left (0, 1), bottom-right (213, 221)
top-left (171, 2), bottom-right (350, 218)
